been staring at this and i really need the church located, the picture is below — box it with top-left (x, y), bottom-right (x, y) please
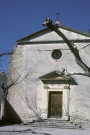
top-left (7, 18), bottom-right (90, 127)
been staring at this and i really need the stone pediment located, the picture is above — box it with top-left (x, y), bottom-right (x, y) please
top-left (40, 71), bottom-right (70, 81)
top-left (17, 24), bottom-right (90, 44)
top-left (40, 71), bottom-right (77, 85)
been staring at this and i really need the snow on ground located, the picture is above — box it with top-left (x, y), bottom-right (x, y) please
top-left (0, 125), bottom-right (90, 135)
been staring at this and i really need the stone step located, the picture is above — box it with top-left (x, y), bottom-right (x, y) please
top-left (34, 120), bottom-right (73, 124)
top-left (29, 122), bottom-right (75, 126)
top-left (28, 124), bottom-right (77, 129)
top-left (43, 119), bottom-right (69, 121)
top-left (27, 119), bottom-right (78, 129)
top-left (29, 123), bottom-right (75, 125)
top-left (33, 119), bottom-right (72, 122)
top-left (33, 124), bottom-right (75, 127)
top-left (29, 121), bottom-right (74, 125)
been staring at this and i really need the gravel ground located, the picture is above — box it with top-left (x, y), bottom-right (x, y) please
top-left (0, 125), bottom-right (90, 135)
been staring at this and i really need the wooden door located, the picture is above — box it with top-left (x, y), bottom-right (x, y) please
top-left (48, 91), bottom-right (62, 118)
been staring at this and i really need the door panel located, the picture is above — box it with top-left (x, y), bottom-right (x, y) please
top-left (48, 91), bottom-right (62, 118)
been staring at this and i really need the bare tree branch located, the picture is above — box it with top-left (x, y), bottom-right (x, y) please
top-left (25, 95), bottom-right (43, 122)
top-left (42, 18), bottom-right (90, 77)
top-left (66, 72), bottom-right (90, 77)
top-left (0, 51), bottom-right (13, 58)
top-left (59, 68), bottom-right (90, 77)
top-left (79, 43), bottom-right (90, 50)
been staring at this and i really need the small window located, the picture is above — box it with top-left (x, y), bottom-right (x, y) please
top-left (52, 49), bottom-right (62, 60)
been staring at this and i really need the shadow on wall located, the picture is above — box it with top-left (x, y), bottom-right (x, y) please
top-left (70, 78), bottom-right (78, 85)
top-left (5, 99), bottom-right (22, 124)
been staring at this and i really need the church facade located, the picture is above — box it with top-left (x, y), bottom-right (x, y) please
top-left (7, 21), bottom-right (90, 127)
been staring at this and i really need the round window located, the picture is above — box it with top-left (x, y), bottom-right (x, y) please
top-left (52, 49), bottom-right (62, 60)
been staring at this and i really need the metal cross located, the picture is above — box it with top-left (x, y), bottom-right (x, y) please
top-left (56, 12), bottom-right (60, 20)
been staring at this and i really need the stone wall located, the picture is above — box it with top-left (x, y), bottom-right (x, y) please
top-left (7, 41), bottom-right (90, 126)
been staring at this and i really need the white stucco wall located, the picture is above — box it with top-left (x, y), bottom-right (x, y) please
top-left (7, 29), bottom-right (90, 126)
top-left (27, 28), bottom-right (90, 42)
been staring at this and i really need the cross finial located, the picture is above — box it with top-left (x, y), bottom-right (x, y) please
top-left (56, 12), bottom-right (60, 20)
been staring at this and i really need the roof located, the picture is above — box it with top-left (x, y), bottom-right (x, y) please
top-left (16, 24), bottom-right (90, 43)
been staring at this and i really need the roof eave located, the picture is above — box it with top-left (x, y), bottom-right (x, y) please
top-left (16, 27), bottom-right (49, 43)
top-left (16, 24), bottom-right (90, 43)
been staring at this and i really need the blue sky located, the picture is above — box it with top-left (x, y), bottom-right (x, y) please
top-left (0, 0), bottom-right (90, 74)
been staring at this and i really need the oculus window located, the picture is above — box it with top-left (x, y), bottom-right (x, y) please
top-left (52, 49), bottom-right (62, 60)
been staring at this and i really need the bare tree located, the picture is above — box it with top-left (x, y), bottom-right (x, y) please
top-left (42, 18), bottom-right (90, 77)
top-left (0, 50), bottom-right (44, 123)
top-left (0, 50), bottom-right (13, 74)
top-left (24, 95), bottom-right (43, 122)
